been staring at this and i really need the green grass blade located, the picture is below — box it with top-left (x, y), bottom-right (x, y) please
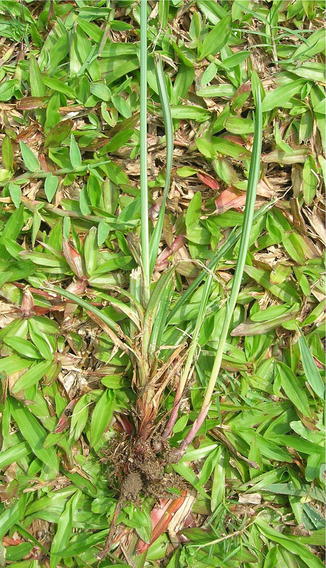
top-left (0, 442), bottom-right (31, 468)
top-left (149, 56), bottom-right (174, 273)
top-left (46, 284), bottom-right (127, 340)
top-left (140, 0), bottom-right (150, 304)
top-left (180, 76), bottom-right (263, 452)
top-left (148, 277), bottom-right (174, 358)
top-left (298, 335), bottom-right (324, 399)
top-left (164, 271), bottom-right (213, 438)
top-left (142, 269), bottom-right (174, 361)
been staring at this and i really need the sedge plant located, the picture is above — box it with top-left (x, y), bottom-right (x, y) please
top-left (43, 0), bottom-right (264, 550)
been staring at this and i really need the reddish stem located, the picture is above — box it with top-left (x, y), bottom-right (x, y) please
top-left (162, 392), bottom-right (183, 439)
top-left (178, 403), bottom-right (210, 455)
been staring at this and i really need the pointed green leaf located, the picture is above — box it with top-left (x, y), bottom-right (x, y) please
top-left (8, 183), bottom-right (21, 208)
top-left (12, 360), bottom-right (52, 393)
top-left (42, 76), bottom-right (75, 98)
top-left (298, 335), bottom-right (324, 399)
top-left (198, 15), bottom-right (231, 60)
top-left (262, 80), bottom-right (305, 112)
top-left (89, 390), bottom-right (115, 447)
top-left (44, 174), bottom-right (59, 202)
top-left (10, 399), bottom-right (59, 474)
top-left (19, 141), bottom-right (40, 172)
top-left (69, 134), bottom-right (82, 169)
top-left (276, 362), bottom-right (312, 417)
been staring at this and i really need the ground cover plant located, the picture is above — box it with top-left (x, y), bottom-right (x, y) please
top-left (0, 0), bottom-right (325, 567)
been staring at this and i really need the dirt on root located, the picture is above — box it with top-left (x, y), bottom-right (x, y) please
top-left (102, 433), bottom-right (187, 502)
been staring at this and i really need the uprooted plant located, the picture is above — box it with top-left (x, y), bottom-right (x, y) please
top-left (31, 1), bottom-right (265, 557)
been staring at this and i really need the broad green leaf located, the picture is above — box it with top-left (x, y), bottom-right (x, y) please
top-left (103, 128), bottom-right (133, 153)
top-left (260, 482), bottom-right (325, 504)
top-left (10, 399), bottom-right (59, 474)
top-left (84, 226), bottom-right (98, 276)
top-left (176, 166), bottom-right (197, 177)
top-left (90, 389), bottom-right (114, 447)
top-left (262, 80), bottom-right (305, 112)
top-left (250, 304), bottom-right (292, 322)
top-left (236, 429), bottom-right (292, 462)
top-left (225, 115), bottom-right (254, 135)
top-left (50, 492), bottom-right (78, 568)
top-left (282, 232), bottom-right (315, 264)
top-left (31, 210), bottom-right (41, 247)
top-left (298, 529), bottom-right (326, 546)
top-left (301, 293), bottom-right (324, 326)
top-left (231, 307), bottom-right (299, 336)
top-left (271, 434), bottom-right (324, 456)
top-left (211, 447), bottom-right (225, 510)
top-left (44, 174), bottom-right (59, 202)
top-left (149, 275), bottom-right (174, 354)
top-left (4, 336), bottom-right (41, 359)
top-left (2, 136), bottom-right (14, 171)
top-left (91, 254), bottom-right (133, 274)
top-left (30, 55), bottom-right (45, 97)
top-left (197, 136), bottom-right (249, 159)
top-left (77, 18), bottom-right (103, 42)
top-left (8, 183), bottom-right (21, 208)
top-left (287, 62), bottom-right (326, 83)
top-left (90, 82), bottom-right (111, 101)
top-left (28, 320), bottom-right (54, 359)
top-left (5, 541), bottom-right (33, 562)
top-left (60, 529), bottom-right (110, 557)
top-left (0, 442), bottom-right (30, 468)
top-left (196, 83), bottom-right (235, 98)
top-left (97, 221), bottom-right (111, 245)
top-left (124, 508), bottom-right (152, 543)
top-left (158, 0), bottom-right (169, 27)
top-left (170, 105), bottom-right (211, 122)
top-left (69, 134), bottom-right (82, 169)
top-left (302, 156), bottom-right (318, 205)
top-left (185, 192), bottom-right (210, 244)
top-left (0, 495), bottom-right (28, 540)
top-left (220, 50), bottom-right (250, 69)
top-left (292, 28), bottom-right (325, 60)
top-left (12, 360), bottom-right (53, 393)
top-left (0, 79), bottom-right (19, 101)
top-left (70, 394), bottom-right (92, 441)
top-left (19, 141), bottom-right (40, 172)
top-left (276, 362), bottom-right (311, 417)
top-left (42, 75), bottom-right (75, 98)
top-left (79, 186), bottom-right (91, 214)
top-left (298, 335), bottom-right (324, 399)
top-left (0, 355), bottom-right (30, 375)
top-left (255, 519), bottom-right (323, 568)
top-left (198, 15), bottom-right (231, 60)
top-left (244, 265), bottom-right (299, 303)
top-left (44, 119), bottom-right (73, 147)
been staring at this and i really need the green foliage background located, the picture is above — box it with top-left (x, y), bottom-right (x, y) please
top-left (0, 1), bottom-right (324, 567)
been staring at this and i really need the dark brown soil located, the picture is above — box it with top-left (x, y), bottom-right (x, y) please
top-left (102, 432), bottom-right (187, 502)
top-left (120, 472), bottom-right (143, 501)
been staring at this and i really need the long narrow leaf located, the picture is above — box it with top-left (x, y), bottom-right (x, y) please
top-left (149, 56), bottom-right (174, 273)
top-left (140, 0), bottom-right (150, 304)
top-left (46, 284), bottom-right (126, 339)
top-left (10, 399), bottom-right (59, 475)
top-left (164, 271), bottom-right (212, 438)
top-left (168, 201), bottom-right (274, 323)
top-left (142, 269), bottom-right (174, 362)
top-left (180, 74), bottom-right (263, 452)
top-left (298, 335), bottom-right (324, 399)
